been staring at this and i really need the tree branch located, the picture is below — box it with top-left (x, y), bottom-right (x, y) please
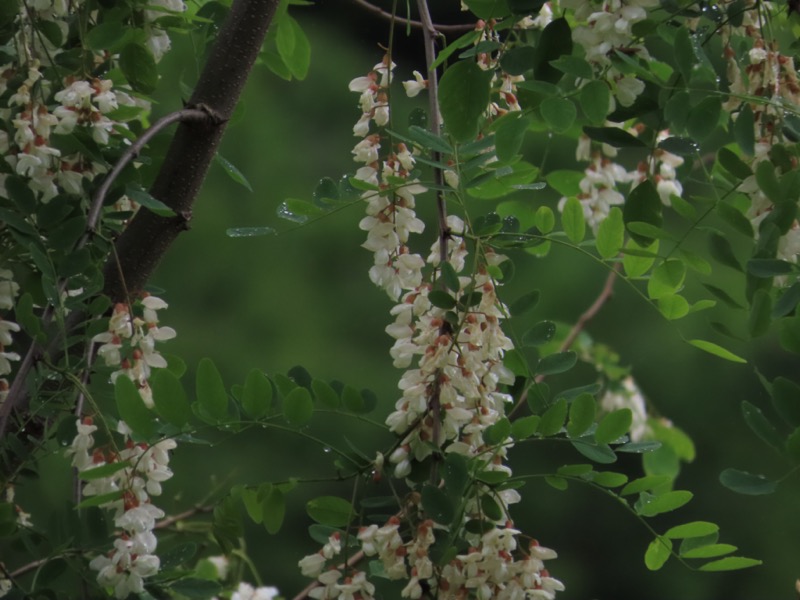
top-left (85, 107), bottom-right (213, 235)
top-left (0, 0), bottom-right (281, 441)
top-left (509, 266), bottom-right (620, 418)
top-left (102, 0), bottom-right (280, 302)
top-left (350, 0), bottom-right (473, 35)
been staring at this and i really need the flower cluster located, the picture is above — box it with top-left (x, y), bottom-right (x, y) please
top-left (721, 3), bottom-right (800, 264)
top-left (349, 57), bottom-right (428, 300)
top-left (66, 418), bottom-right (175, 599)
top-left (563, 125), bottom-right (684, 234)
top-left (0, 269), bottom-right (20, 404)
top-left (92, 295), bottom-right (176, 407)
top-left (560, 0), bottom-right (657, 109)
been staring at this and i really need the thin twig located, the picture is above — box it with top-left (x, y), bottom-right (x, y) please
top-left (510, 265), bottom-right (620, 418)
top-left (84, 107), bottom-right (213, 235)
top-left (350, 0), bottom-right (473, 34)
top-left (155, 504), bottom-right (213, 529)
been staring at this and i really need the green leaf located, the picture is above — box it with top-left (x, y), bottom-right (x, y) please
top-left (657, 136), bottom-right (699, 156)
top-left (595, 409), bottom-right (632, 444)
top-left (76, 490), bottom-right (124, 509)
top-left (596, 207), bottom-right (624, 259)
top-left (535, 351), bottom-right (577, 376)
top-left (741, 399), bottom-right (786, 454)
top-left (781, 314), bottom-right (800, 355)
top-left (734, 104), bottom-right (755, 155)
top-left (717, 148), bottom-right (752, 180)
top-left (241, 369), bottom-right (272, 419)
top-left (755, 161), bottom-right (781, 203)
top-left (115, 376), bottom-right (155, 438)
top-left (428, 290), bottom-right (457, 309)
top-left (215, 154), bottom-right (253, 192)
top-left (567, 393), bottom-right (596, 438)
top-left (658, 294), bottom-right (690, 320)
top-left (681, 544), bottom-right (737, 559)
top-left (748, 288), bottom-right (772, 338)
top-left (484, 417), bottom-right (512, 446)
top-left (440, 60), bottom-right (493, 143)
top-left (665, 521), bottom-right (719, 539)
top-left (623, 239), bottom-right (659, 278)
top-left (719, 469), bottom-right (778, 495)
top-left (150, 369), bottom-right (192, 428)
top-left (786, 427), bottom-right (800, 462)
top-left (545, 476), bottom-right (568, 490)
top-left (522, 320), bottom-right (556, 347)
top-left (78, 461), bottom-right (131, 481)
top-left (771, 377), bottom-right (800, 427)
top-left (283, 386), bottom-right (313, 426)
top-left (647, 260), bottom-right (686, 300)
top-left (495, 116), bottom-right (531, 161)
top-left (561, 197), bottom-right (586, 243)
top-left (747, 258), bottom-right (794, 278)
top-left (550, 55), bottom-right (593, 80)
top-left (119, 43), bottom-right (158, 93)
top-left (510, 290), bottom-right (540, 315)
top-left (499, 45), bottom-right (537, 76)
top-left (583, 126), bottom-right (646, 148)
top-left (773, 282), bottom-right (800, 318)
top-left (592, 471), bottom-right (628, 488)
top-left (538, 398), bottom-right (568, 436)
top-left (624, 181), bottom-right (662, 245)
top-left (698, 557), bottom-right (762, 571)
top-left (511, 415), bottom-right (540, 440)
top-left (621, 475), bottom-right (673, 496)
top-left (688, 339), bottom-right (746, 363)
top-left (645, 536), bottom-right (672, 570)
top-left (545, 170), bottom-right (584, 197)
top-left (422, 484), bottom-right (455, 525)
top-left (262, 485), bottom-right (286, 534)
top-left (636, 490), bottom-right (693, 517)
top-left (405, 125), bottom-right (454, 155)
top-left (687, 97), bottom-right (721, 141)
top-left (125, 185), bottom-right (176, 217)
top-left (535, 206), bottom-right (555, 233)
top-left (579, 80), bottom-right (610, 124)
top-left (532, 18), bottom-right (572, 83)
top-left (196, 358), bottom-right (229, 422)
top-left (312, 378), bottom-right (340, 409)
top-left (278, 14), bottom-right (311, 79)
top-left (709, 233), bottom-right (743, 272)
top-left (540, 97), bottom-right (576, 133)
top-left (306, 496), bottom-right (353, 527)
top-left (572, 439), bottom-right (617, 463)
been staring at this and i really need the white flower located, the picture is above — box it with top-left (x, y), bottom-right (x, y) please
top-left (403, 71), bottom-right (428, 97)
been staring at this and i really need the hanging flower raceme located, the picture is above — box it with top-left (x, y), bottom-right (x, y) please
top-left (66, 418), bottom-right (175, 599)
top-left (92, 294), bottom-right (176, 408)
top-left (350, 57), bottom-right (428, 300)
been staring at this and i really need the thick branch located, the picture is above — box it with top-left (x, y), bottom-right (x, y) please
top-left (0, 0), bottom-right (280, 440)
top-left (103, 0), bottom-right (281, 302)
top-left (350, 0), bottom-right (473, 34)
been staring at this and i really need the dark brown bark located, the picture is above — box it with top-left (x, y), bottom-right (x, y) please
top-left (0, 0), bottom-right (280, 439)
top-left (103, 0), bottom-right (281, 302)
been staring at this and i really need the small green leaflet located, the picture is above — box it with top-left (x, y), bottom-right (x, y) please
top-left (283, 386), bottom-right (313, 426)
top-left (596, 207), bottom-right (624, 259)
top-left (78, 461), bottom-right (131, 481)
top-left (215, 154), bottom-right (253, 192)
top-left (115, 376), bottom-right (155, 438)
top-left (698, 557), bottom-right (762, 571)
top-left (719, 468), bottom-right (778, 495)
top-left (664, 521), bottom-right (719, 539)
top-left (306, 496), bottom-right (353, 527)
top-left (688, 339), bottom-right (746, 363)
top-left (636, 490), bottom-right (693, 517)
top-left (645, 536), bottom-right (672, 570)
top-left (561, 197), bottom-right (585, 243)
top-left (196, 358), bottom-right (229, 422)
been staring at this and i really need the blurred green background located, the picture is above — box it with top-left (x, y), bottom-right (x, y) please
top-left (43, 2), bottom-right (800, 598)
